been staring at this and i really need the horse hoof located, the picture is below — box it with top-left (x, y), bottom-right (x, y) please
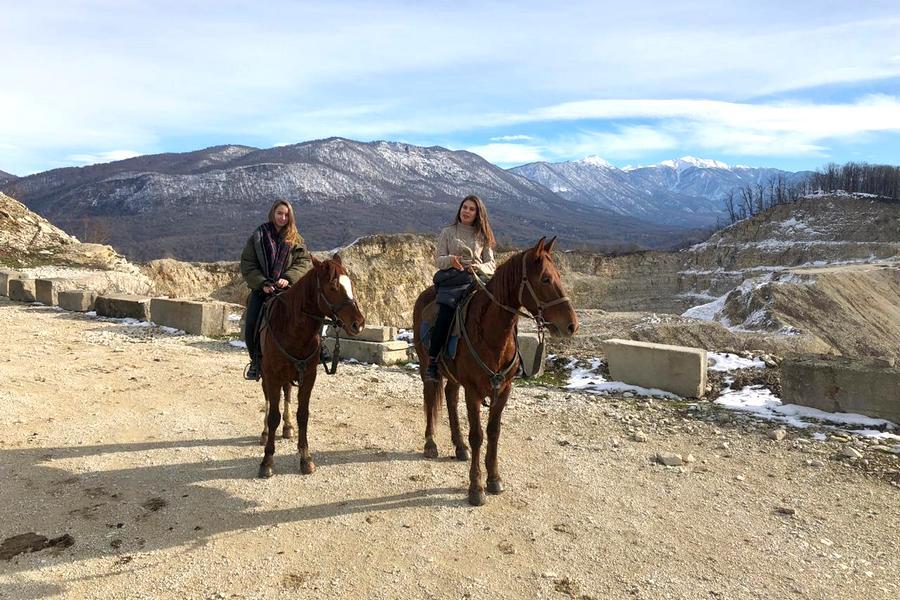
top-left (300, 460), bottom-right (316, 475)
top-left (455, 446), bottom-right (470, 461)
top-left (487, 479), bottom-right (504, 494)
top-left (424, 441), bottom-right (438, 459)
top-left (258, 465), bottom-right (274, 478)
top-left (282, 428), bottom-right (294, 439)
top-left (468, 489), bottom-right (486, 506)
top-left (259, 435), bottom-right (268, 446)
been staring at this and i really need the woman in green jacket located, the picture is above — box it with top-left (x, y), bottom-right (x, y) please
top-left (240, 199), bottom-right (312, 380)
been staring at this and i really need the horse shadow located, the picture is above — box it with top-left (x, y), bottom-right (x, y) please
top-left (0, 436), bottom-right (461, 578)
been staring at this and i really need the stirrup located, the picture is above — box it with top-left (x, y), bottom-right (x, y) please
top-left (244, 362), bottom-right (260, 381)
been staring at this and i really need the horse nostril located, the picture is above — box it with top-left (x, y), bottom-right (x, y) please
top-left (567, 322), bottom-right (576, 334)
top-left (352, 321), bottom-right (361, 334)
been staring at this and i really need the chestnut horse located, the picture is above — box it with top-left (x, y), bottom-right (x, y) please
top-left (257, 255), bottom-right (365, 478)
top-left (412, 237), bottom-right (578, 505)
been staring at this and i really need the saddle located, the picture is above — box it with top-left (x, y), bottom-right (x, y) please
top-left (419, 288), bottom-right (476, 360)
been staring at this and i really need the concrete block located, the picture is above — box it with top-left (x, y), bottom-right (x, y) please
top-left (517, 332), bottom-right (547, 378)
top-left (323, 337), bottom-right (409, 365)
top-left (781, 355), bottom-right (900, 424)
top-left (34, 279), bottom-right (64, 306)
top-left (150, 298), bottom-right (227, 336)
top-left (325, 324), bottom-right (396, 342)
top-left (0, 269), bottom-right (20, 296)
top-left (603, 338), bottom-right (707, 398)
top-left (8, 279), bottom-right (36, 303)
top-left (58, 290), bottom-right (97, 312)
top-left (95, 294), bottom-right (151, 320)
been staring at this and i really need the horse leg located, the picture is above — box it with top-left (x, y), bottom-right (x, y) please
top-left (445, 381), bottom-right (469, 461)
top-left (296, 375), bottom-right (316, 475)
top-left (281, 382), bottom-right (294, 439)
top-left (464, 387), bottom-right (486, 506)
top-left (485, 387), bottom-right (511, 495)
top-left (423, 377), bottom-right (442, 459)
top-left (258, 378), bottom-right (283, 478)
top-left (259, 397), bottom-right (268, 445)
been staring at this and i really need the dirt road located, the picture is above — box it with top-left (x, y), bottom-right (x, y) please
top-left (0, 298), bottom-right (897, 599)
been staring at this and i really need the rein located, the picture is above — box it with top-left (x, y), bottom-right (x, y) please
top-left (266, 272), bottom-right (359, 380)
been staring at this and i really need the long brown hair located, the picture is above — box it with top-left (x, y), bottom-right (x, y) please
top-left (268, 200), bottom-right (300, 246)
top-left (453, 194), bottom-right (496, 249)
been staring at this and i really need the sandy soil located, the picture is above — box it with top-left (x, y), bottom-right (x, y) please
top-left (0, 297), bottom-right (897, 600)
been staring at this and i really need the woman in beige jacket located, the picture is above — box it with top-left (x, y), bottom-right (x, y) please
top-left (425, 194), bottom-right (497, 381)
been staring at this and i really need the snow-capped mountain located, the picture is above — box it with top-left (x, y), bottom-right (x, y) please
top-left (511, 156), bottom-right (811, 227)
top-left (2, 138), bottom-right (680, 261)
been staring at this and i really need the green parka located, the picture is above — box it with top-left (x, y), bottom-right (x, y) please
top-left (240, 231), bottom-right (313, 291)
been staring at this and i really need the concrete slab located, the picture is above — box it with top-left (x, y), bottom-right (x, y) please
top-left (58, 290), bottom-right (97, 312)
top-left (603, 338), bottom-right (707, 398)
top-left (325, 324), bottom-right (396, 342)
top-left (781, 355), bottom-right (900, 424)
top-left (518, 333), bottom-right (546, 378)
top-left (323, 337), bottom-right (409, 365)
top-left (150, 298), bottom-right (228, 336)
top-left (0, 269), bottom-right (20, 297)
top-left (95, 294), bottom-right (151, 321)
top-left (8, 279), bottom-right (36, 303)
top-left (34, 279), bottom-right (64, 306)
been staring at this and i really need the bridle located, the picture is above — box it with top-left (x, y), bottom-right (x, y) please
top-left (472, 251), bottom-right (572, 333)
top-left (267, 267), bottom-right (360, 379)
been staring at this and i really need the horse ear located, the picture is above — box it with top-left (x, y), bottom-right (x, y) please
top-left (546, 236), bottom-right (558, 254)
top-left (331, 253), bottom-right (342, 265)
top-left (533, 236), bottom-right (547, 256)
top-left (311, 255), bottom-right (322, 268)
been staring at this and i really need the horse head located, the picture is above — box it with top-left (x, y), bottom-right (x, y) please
top-left (521, 236), bottom-right (578, 337)
top-left (311, 254), bottom-right (365, 336)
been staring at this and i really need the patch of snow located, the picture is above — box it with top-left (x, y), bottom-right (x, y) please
top-left (159, 326), bottom-right (185, 335)
top-left (395, 329), bottom-right (414, 343)
top-left (708, 352), bottom-right (765, 371)
top-left (714, 385), bottom-right (898, 437)
top-left (229, 340), bottom-right (247, 349)
top-left (227, 313), bottom-right (242, 322)
top-left (564, 360), bottom-right (680, 399)
top-left (682, 294), bottom-right (727, 321)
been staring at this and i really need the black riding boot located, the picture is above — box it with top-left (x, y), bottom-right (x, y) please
top-left (425, 304), bottom-right (454, 382)
top-left (243, 289), bottom-right (266, 380)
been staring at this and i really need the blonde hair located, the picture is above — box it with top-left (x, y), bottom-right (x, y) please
top-left (454, 194), bottom-right (496, 249)
top-left (268, 200), bottom-right (300, 246)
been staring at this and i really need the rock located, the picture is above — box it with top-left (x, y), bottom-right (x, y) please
top-left (842, 447), bottom-right (863, 459)
top-left (717, 441), bottom-right (730, 450)
top-left (775, 506), bottom-right (796, 516)
top-left (806, 459), bottom-right (825, 468)
top-left (768, 428), bottom-right (787, 441)
top-left (632, 430), bottom-right (648, 443)
top-left (656, 452), bottom-right (684, 467)
top-left (685, 453), bottom-right (696, 463)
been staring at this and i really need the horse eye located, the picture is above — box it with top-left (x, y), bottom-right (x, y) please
top-left (541, 277), bottom-right (551, 284)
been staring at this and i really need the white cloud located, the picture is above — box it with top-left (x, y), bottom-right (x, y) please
top-left (465, 143), bottom-right (545, 165)
top-left (489, 134), bottom-right (534, 142)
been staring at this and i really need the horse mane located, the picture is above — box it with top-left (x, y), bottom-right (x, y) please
top-left (485, 247), bottom-right (531, 307)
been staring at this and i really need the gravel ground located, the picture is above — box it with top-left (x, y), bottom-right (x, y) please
top-left (0, 297), bottom-right (898, 600)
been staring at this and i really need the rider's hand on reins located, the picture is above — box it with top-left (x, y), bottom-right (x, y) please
top-left (275, 278), bottom-right (289, 289)
top-left (451, 255), bottom-right (464, 270)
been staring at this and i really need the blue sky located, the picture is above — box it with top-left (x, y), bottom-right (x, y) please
top-left (2, 0), bottom-right (899, 175)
